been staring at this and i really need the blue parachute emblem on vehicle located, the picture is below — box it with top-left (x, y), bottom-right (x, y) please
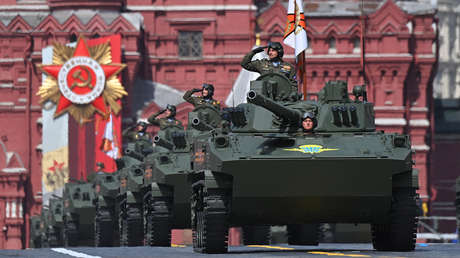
top-left (284, 144), bottom-right (338, 154)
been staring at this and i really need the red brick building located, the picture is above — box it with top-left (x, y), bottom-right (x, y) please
top-left (0, 0), bottom-right (437, 249)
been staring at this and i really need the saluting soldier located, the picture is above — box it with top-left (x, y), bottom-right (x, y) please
top-left (241, 42), bottom-right (296, 88)
top-left (183, 83), bottom-right (220, 110)
top-left (122, 120), bottom-right (151, 142)
top-left (147, 104), bottom-right (184, 130)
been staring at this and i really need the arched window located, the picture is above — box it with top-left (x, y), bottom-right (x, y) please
top-left (69, 33), bottom-right (77, 43)
top-left (328, 37), bottom-right (336, 54)
top-left (306, 36), bottom-right (312, 53)
top-left (352, 37), bottom-right (361, 53)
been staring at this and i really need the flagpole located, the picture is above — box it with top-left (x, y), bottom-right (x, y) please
top-left (360, 0), bottom-right (366, 86)
top-left (300, 51), bottom-right (307, 100)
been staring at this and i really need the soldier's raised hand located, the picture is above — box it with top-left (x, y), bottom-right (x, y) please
top-left (192, 88), bottom-right (202, 93)
top-left (252, 46), bottom-right (267, 53)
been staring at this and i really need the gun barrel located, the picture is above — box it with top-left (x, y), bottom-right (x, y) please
top-left (191, 117), bottom-right (214, 130)
top-left (153, 135), bottom-right (174, 150)
top-left (247, 90), bottom-right (301, 123)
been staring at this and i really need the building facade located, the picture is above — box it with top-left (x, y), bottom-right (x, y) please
top-left (0, 0), bottom-right (437, 248)
top-left (430, 0), bottom-right (460, 234)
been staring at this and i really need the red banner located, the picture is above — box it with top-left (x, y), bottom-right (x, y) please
top-left (91, 35), bottom-right (122, 173)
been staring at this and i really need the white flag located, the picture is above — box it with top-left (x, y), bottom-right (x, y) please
top-left (283, 0), bottom-right (308, 56)
top-left (101, 114), bottom-right (119, 159)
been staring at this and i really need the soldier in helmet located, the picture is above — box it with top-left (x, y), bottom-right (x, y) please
top-left (95, 162), bottom-right (105, 174)
top-left (122, 120), bottom-right (151, 142)
top-left (147, 104), bottom-right (184, 130)
top-left (301, 112), bottom-right (317, 133)
top-left (183, 83), bottom-right (220, 110)
top-left (241, 42), bottom-right (296, 85)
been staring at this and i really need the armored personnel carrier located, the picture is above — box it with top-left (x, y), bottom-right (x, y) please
top-left (93, 170), bottom-right (120, 247)
top-left (46, 197), bottom-right (64, 246)
top-left (117, 140), bottom-right (152, 246)
top-left (189, 73), bottom-right (418, 253)
top-left (30, 215), bottom-right (42, 248)
top-left (456, 176), bottom-right (460, 241)
top-left (62, 181), bottom-right (96, 246)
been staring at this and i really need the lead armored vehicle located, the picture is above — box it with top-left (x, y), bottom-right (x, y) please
top-left (62, 181), bottom-right (96, 246)
top-left (190, 73), bottom-right (418, 253)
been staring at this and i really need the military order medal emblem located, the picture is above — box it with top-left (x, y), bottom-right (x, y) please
top-left (37, 36), bottom-right (127, 123)
top-left (58, 56), bottom-right (105, 104)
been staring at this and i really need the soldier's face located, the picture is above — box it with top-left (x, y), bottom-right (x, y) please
top-left (165, 110), bottom-right (171, 117)
top-left (302, 118), bottom-right (314, 131)
top-left (202, 88), bottom-right (209, 97)
top-left (268, 48), bottom-right (279, 59)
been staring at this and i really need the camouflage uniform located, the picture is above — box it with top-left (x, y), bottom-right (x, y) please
top-left (147, 111), bottom-right (184, 131)
top-left (241, 51), bottom-right (296, 83)
top-left (122, 127), bottom-right (151, 142)
top-left (183, 90), bottom-right (221, 110)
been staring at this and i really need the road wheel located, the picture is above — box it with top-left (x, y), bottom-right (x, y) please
top-left (287, 224), bottom-right (319, 245)
top-left (192, 181), bottom-right (230, 253)
top-left (95, 205), bottom-right (115, 247)
top-left (371, 188), bottom-right (418, 251)
top-left (144, 195), bottom-right (173, 246)
top-left (242, 226), bottom-right (271, 245)
top-left (63, 216), bottom-right (79, 247)
top-left (120, 203), bottom-right (143, 246)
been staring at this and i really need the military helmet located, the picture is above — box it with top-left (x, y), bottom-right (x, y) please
top-left (202, 83), bottom-right (214, 98)
top-left (352, 85), bottom-right (364, 97)
top-left (302, 112), bottom-right (316, 121)
top-left (136, 119), bottom-right (148, 131)
top-left (302, 112), bottom-right (317, 130)
top-left (166, 104), bottom-right (177, 117)
top-left (267, 41), bottom-right (284, 58)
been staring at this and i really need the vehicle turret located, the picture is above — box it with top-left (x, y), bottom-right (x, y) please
top-left (247, 90), bottom-right (301, 124)
top-left (153, 135), bottom-right (174, 150)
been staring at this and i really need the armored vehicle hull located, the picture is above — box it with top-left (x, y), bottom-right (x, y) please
top-left (30, 215), bottom-right (42, 248)
top-left (143, 143), bottom-right (192, 246)
top-left (93, 171), bottom-right (120, 247)
top-left (142, 116), bottom-right (216, 246)
top-left (62, 181), bottom-right (96, 246)
top-left (39, 207), bottom-right (50, 248)
top-left (195, 134), bottom-right (413, 225)
top-left (47, 197), bottom-right (64, 246)
top-left (190, 77), bottom-right (418, 253)
top-left (118, 156), bottom-right (145, 246)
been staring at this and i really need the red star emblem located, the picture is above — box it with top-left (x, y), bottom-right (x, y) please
top-left (48, 160), bottom-right (64, 173)
top-left (40, 37), bottom-right (124, 116)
